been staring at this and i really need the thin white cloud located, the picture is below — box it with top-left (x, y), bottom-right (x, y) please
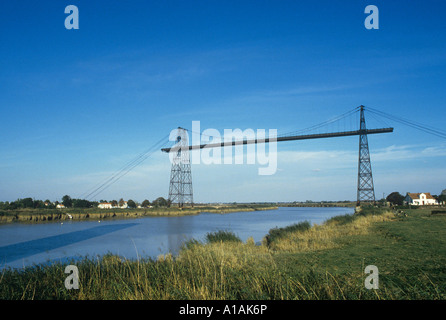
top-left (275, 143), bottom-right (446, 166)
top-left (372, 144), bottom-right (446, 162)
top-left (260, 84), bottom-right (362, 97)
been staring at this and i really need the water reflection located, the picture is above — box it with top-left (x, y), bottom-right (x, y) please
top-left (0, 223), bottom-right (138, 264)
top-left (167, 216), bottom-right (191, 255)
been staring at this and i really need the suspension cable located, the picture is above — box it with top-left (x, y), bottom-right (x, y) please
top-left (81, 134), bottom-right (170, 201)
top-left (366, 106), bottom-right (446, 139)
top-left (277, 107), bottom-right (359, 138)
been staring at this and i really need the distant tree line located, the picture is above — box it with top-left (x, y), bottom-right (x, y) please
top-left (0, 198), bottom-right (52, 210)
top-left (0, 195), bottom-right (171, 210)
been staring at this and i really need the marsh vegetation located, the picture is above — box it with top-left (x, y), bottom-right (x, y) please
top-left (1, 206), bottom-right (445, 299)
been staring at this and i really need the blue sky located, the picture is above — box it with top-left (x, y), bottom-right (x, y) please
top-left (1, 0), bottom-right (446, 203)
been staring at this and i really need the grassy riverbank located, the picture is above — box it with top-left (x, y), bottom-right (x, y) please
top-left (1, 206), bottom-right (445, 299)
top-left (0, 204), bottom-right (277, 224)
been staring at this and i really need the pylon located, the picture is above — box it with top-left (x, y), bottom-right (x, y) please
top-left (357, 105), bottom-right (375, 206)
top-left (168, 127), bottom-right (193, 207)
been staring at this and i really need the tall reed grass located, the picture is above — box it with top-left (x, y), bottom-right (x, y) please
top-left (266, 210), bottom-right (395, 252)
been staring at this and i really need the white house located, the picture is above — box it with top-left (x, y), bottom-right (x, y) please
top-left (56, 204), bottom-right (65, 209)
top-left (98, 201), bottom-right (130, 209)
top-left (404, 192), bottom-right (438, 206)
top-left (98, 202), bottom-right (113, 209)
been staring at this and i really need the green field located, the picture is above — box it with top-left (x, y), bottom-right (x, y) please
top-left (1, 206), bottom-right (445, 299)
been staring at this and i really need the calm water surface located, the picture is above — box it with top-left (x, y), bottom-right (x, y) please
top-left (0, 207), bottom-right (354, 269)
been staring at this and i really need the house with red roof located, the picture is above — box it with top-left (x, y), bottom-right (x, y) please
top-left (404, 192), bottom-right (438, 206)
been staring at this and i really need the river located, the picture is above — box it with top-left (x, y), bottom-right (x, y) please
top-left (0, 207), bottom-right (354, 269)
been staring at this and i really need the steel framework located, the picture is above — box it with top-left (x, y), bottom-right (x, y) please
top-left (168, 127), bottom-right (193, 207)
top-left (357, 105), bottom-right (375, 205)
top-left (161, 128), bottom-right (392, 153)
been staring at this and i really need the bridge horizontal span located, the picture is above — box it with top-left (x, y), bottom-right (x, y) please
top-left (161, 128), bottom-right (394, 153)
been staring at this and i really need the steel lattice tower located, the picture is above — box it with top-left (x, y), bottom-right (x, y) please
top-left (168, 127), bottom-right (193, 207)
top-left (357, 105), bottom-right (375, 205)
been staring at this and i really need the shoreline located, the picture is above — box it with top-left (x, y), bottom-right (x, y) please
top-left (0, 205), bottom-right (278, 225)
